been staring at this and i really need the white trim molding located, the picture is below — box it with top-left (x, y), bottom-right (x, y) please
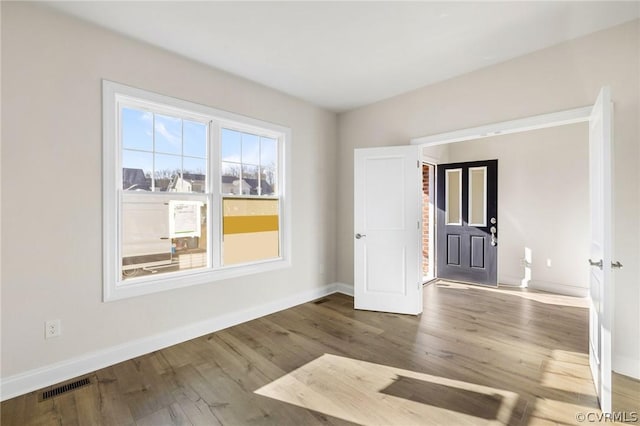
top-left (0, 283), bottom-right (349, 401)
top-left (411, 106), bottom-right (592, 146)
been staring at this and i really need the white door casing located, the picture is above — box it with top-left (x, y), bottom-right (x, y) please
top-left (354, 146), bottom-right (422, 315)
top-left (588, 86), bottom-right (613, 413)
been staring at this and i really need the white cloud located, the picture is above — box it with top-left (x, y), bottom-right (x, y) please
top-left (154, 120), bottom-right (181, 148)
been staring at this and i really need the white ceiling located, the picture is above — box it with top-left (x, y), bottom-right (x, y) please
top-left (45, 1), bottom-right (639, 112)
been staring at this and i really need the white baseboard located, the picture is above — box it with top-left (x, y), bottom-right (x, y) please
top-left (333, 282), bottom-right (354, 297)
top-left (528, 280), bottom-right (588, 297)
top-left (0, 283), bottom-right (342, 402)
top-left (613, 354), bottom-right (640, 380)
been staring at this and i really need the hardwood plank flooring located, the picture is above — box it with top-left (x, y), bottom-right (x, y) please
top-left (2, 281), bottom-right (638, 425)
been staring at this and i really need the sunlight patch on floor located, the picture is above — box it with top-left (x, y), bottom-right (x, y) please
top-left (255, 353), bottom-right (519, 425)
top-left (540, 350), bottom-right (596, 397)
top-left (435, 280), bottom-right (589, 308)
top-left (529, 398), bottom-right (599, 425)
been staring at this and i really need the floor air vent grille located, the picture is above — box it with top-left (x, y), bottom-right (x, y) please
top-left (40, 377), bottom-right (91, 401)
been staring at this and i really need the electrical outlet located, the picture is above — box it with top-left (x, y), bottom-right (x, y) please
top-left (546, 259), bottom-right (552, 268)
top-left (45, 319), bottom-right (61, 339)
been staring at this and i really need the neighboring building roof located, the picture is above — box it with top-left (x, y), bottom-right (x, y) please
top-left (122, 168), bottom-right (150, 190)
top-left (243, 178), bottom-right (274, 195)
top-left (222, 175), bottom-right (238, 184)
top-left (222, 175), bottom-right (274, 195)
top-left (123, 170), bottom-right (274, 194)
top-left (182, 173), bottom-right (205, 182)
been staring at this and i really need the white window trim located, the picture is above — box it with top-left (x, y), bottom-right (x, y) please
top-left (103, 80), bottom-right (292, 301)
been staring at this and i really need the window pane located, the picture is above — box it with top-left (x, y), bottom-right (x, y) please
top-left (183, 120), bottom-right (207, 158)
top-left (221, 162), bottom-right (241, 195)
top-left (183, 157), bottom-right (207, 193)
top-left (154, 114), bottom-right (182, 155)
top-left (242, 164), bottom-right (259, 179)
top-left (446, 169), bottom-right (462, 225)
top-left (260, 137), bottom-right (277, 165)
top-left (261, 137), bottom-right (277, 195)
top-left (241, 133), bottom-right (260, 165)
top-left (154, 153), bottom-right (181, 192)
top-left (122, 196), bottom-right (208, 281)
top-left (469, 167), bottom-right (487, 226)
top-left (242, 164), bottom-right (259, 195)
top-left (222, 198), bottom-right (279, 266)
top-left (122, 107), bottom-right (153, 151)
top-left (122, 150), bottom-right (152, 191)
top-left (221, 128), bottom-right (241, 162)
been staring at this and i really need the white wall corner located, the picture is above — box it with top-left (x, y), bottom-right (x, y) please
top-left (332, 282), bottom-right (354, 297)
top-left (0, 283), bottom-right (339, 402)
top-left (613, 354), bottom-right (640, 380)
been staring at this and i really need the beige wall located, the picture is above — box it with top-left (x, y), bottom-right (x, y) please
top-left (1, 2), bottom-right (337, 378)
top-left (447, 124), bottom-right (590, 295)
top-left (337, 20), bottom-right (640, 375)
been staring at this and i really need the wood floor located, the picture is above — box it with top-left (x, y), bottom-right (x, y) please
top-left (2, 282), bottom-right (638, 425)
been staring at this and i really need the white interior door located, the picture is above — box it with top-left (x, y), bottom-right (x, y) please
top-left (588, 86), bottom-right (613, 413)
top-left (354, 146), bottom-right (422, 315)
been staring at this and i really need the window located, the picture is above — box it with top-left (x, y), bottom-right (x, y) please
top-left (468, 166), bottom-right (487, 226)
top-left (103, 81), bottom-right (291, 301)
top-left (445, 169), bottom-right (462, 225)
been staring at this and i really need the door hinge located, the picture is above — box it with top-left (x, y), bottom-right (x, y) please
top-left (417, 221), bottom-right (420, 229)
top-left (417, 160), bottom-right (420, 168)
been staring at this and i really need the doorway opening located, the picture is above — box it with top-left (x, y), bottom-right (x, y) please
top-left (415, 106), bottom-right (594, 292)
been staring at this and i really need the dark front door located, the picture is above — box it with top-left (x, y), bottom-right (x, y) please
top-left (436, 160), bottom-right (498, 286)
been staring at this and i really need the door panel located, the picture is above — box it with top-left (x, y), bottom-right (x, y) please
top-left (447, 235), bottom-right (461, 265)
top-left (437, 160), bottom-right (498, 286)
top-left (365, 242), bottom-right (406, 294)
top-left (354, 146), bottom-right (422, 315)
top-left (470, 236), bottom-right (485, 268)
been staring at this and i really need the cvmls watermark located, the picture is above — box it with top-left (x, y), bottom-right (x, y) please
top-left (576, 411), bottom-right (639, 423)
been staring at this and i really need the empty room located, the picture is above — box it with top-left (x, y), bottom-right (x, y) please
top-left (1, 2), bottom-right (639, 425)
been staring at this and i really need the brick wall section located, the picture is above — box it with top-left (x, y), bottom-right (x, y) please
top-left (422, 164), bottom-right (430, 276)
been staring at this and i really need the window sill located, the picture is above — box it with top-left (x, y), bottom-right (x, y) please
top-left (104, 257), bottom-right (291, 302)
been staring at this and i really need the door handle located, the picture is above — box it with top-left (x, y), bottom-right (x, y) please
top-left (490, 226), bottom-right (497, 246)
top-left (588, 258), bottom-right (603, 269)
top-left (611, 261), bottom-right (623, 269)
top-left (355, 233), bottom-right (366, 240)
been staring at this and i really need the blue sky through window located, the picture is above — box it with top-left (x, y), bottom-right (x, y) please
top-left (122, 107), bottom-right (277, 192)
top-left (121, 106), bottom-right (207, 191)
top-left (221, 128), bottom-right (277, 170)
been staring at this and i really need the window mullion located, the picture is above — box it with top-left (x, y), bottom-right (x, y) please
top-left (209, 120), bottom-right (222, 269)
top-left (239, 133), bottom-right (244, 195)
top-left (151, 113), bottom-right (156, 192)
top-left (258, 137), bottom-right (262, 196)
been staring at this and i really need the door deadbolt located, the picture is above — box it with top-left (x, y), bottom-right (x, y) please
top-left (490, 226), bottom-right (497, 246)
